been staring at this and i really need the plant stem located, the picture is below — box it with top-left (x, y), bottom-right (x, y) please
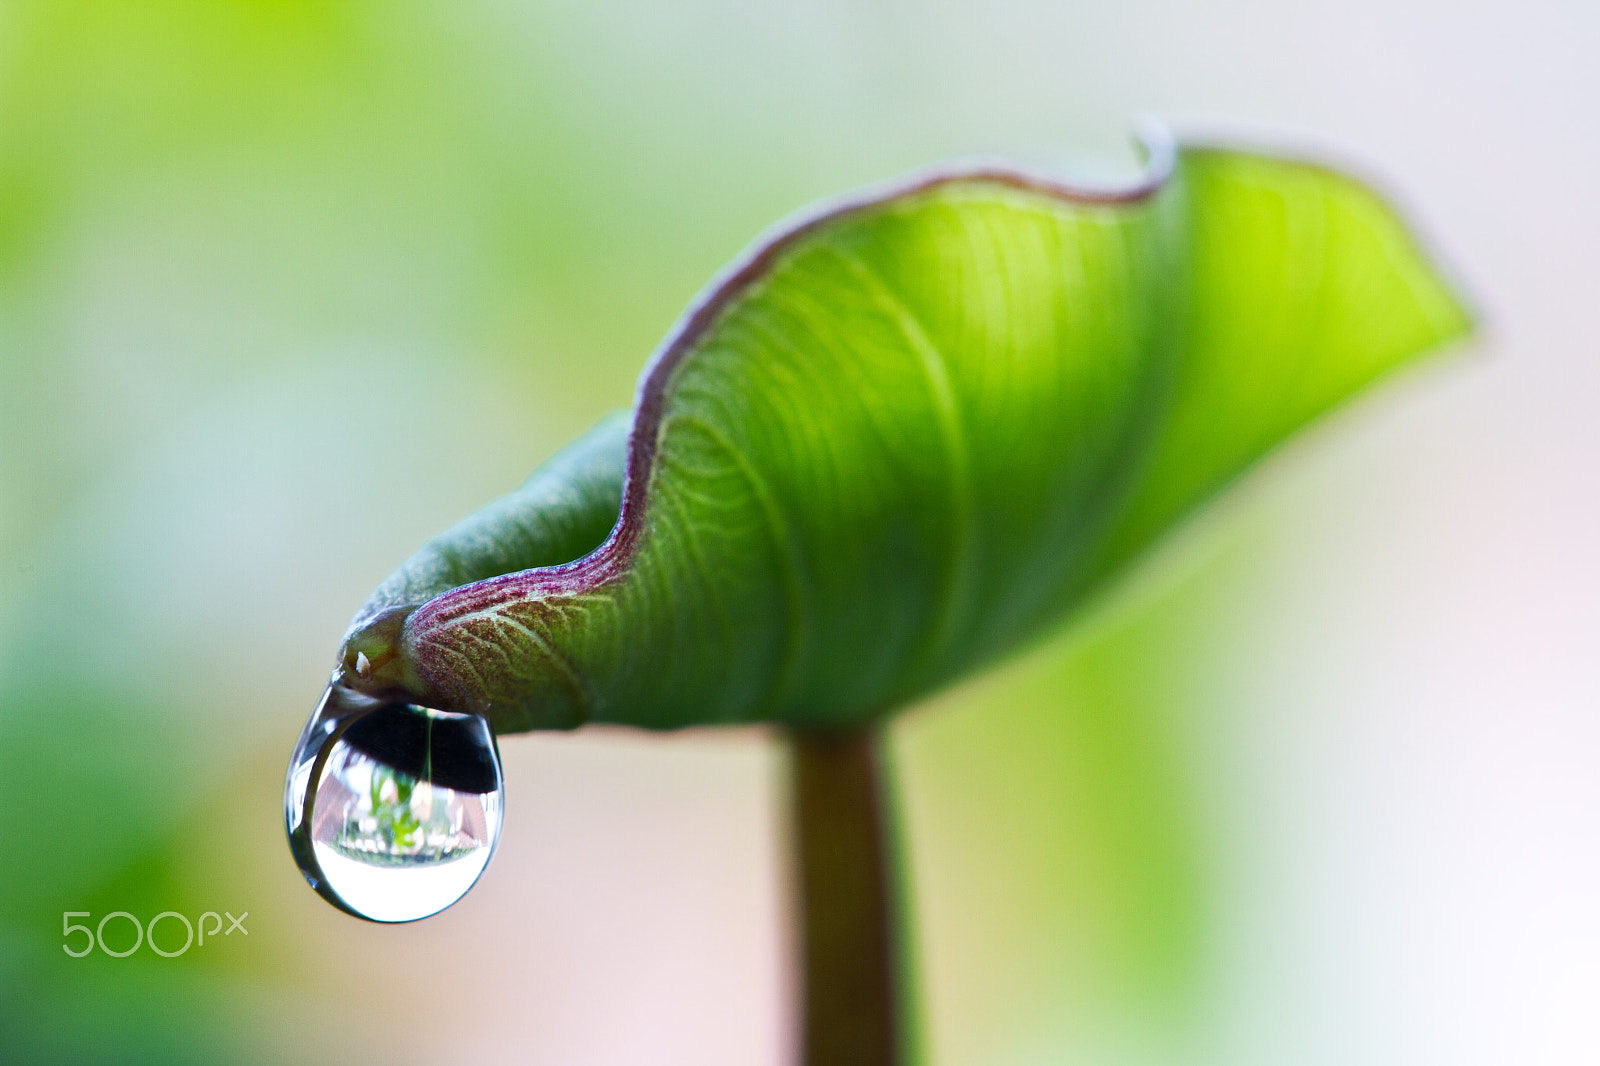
top-left (790, 726), bottom-right (902, 1066)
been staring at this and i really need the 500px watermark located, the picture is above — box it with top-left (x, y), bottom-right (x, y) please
top-left (61, 910), bottom-right (248, 958)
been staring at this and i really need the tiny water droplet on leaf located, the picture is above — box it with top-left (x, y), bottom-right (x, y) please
top-left (284, 677), bottom-right (504, 922)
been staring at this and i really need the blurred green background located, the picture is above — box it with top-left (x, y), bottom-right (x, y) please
top-left (2, 2), bottom-right (1595, 1063)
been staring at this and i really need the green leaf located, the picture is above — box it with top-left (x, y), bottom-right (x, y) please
top-left (339, 135), bottom-right (1470, 732)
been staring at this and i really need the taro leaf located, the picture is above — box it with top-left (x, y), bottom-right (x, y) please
top-left (339, 135), bottom-right (1470, 732)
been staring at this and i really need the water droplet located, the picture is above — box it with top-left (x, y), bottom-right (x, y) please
top-left (284, 676), bottom-right (504, 922)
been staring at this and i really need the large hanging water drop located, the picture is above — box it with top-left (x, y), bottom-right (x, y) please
top-left (284, 677), bottom-right (504, 922)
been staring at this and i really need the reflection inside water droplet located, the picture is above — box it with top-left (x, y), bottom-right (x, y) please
top-left (284, 677), bottom-right (504, 923)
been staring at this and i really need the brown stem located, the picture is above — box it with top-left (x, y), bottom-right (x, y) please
top-left (789, 726), bottom-right (902, 1066)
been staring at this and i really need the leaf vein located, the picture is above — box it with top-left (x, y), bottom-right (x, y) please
top-left (833, 248), bottom-right (977, 682)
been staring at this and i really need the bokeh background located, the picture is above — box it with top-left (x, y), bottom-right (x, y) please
top-left (1, 1), bottom-right (1594, 1063)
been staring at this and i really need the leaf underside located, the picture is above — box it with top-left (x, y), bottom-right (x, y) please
top-left (340, 141), bottom-right (1470, 732)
